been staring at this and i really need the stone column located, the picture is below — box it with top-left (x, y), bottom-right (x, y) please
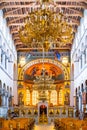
top-left (2, 94), bottom-right (5, 106)
top-left (85, 87), bottom-right (87, 112)
top-left (5, 92), bottom-right (8, 107)
top-left (73, 96), bottom-right (76, 107)
top-left (78, 58), bottom-right (81, 72)
top-left (82, 52), bottom-right (85, 68)
top-left (0, 48), bottom-right (1, 64)
top-left (86, 48), bottom-right (87, 63)
top-left (78, 92), bottom-right (81, 111)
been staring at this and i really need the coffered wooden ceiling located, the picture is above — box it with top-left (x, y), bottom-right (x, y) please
top-left (0, 0), bottom-right (87, 51)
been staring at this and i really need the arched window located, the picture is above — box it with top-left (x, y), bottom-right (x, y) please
top-left (0, 35), bottom-right (2, 47)
top-left (0, 80), bottom-right (2, 88)
top-left (84, 36), bottom-right (87, 64)
top-left (5, 49), bottom-right (9, 69)
top-left (26, 89), bottom-right (30, 105)
top-left (85, 80), bottom-right (87, 92)
top-left (7, 86), bottom-right (9, 93)
top-left (78, 86), bottom-right (80, 94)
top-left (10, 54), bottom-right (12, 62)
top-left (85, 80), bottom-right (87, 86)
top-left (76, 88), bottom-right (77, 96)
top-left (10, 87), bottom-right (12, 95)
top-left (81, 83), bottom-right (84, 92)
top-left (59, 89), bottom-right (63, 105)
top-left (32, 90), bottom-right (38, 105)
top-left (3, 83), bottom-right (6, 90)
top-left (50, 90), bottom-right (57, 105)
top-left (85, 35), bottom-right (87, 47)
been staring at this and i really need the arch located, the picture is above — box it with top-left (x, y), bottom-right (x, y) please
top-left (3, 42), bottom-right (5, 48)
top-left (78, 86), bottom-right (80, 93)
top-left (0, 80), bottom-right (2, 106)
top-left (7, 49), bottom-right (9, 54)
top-left (85, 35), bottom-right (87, 47)
top-left (85, 80), bottom-right (87, 86)
top-left (81, 83), bottom-right (84, 92)
top-left (0, 35), bottom-right (2, 47)
top-left (10, 87), bottom-right (12, 94)
top-left (3, 83), bottom-right (6, 90)
top-left (85, 80), bottom-right (87, 92)
top-left (0, 80), bottom-right (2, 88)
top-left (18, 59), bottom-right (69, 81)
top-left (76, 88), bottom-right (77, 95)
top-left (10, 54), bottom-right (12, 61)
top-left (81, 43), bottom-right (84, 49)
top-left (7, 86), bottom-right (9, 92)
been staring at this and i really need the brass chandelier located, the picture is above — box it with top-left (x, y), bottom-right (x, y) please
top-left (33, 68), bottom-right (55, 101)
top-left (19, 0), bottom-right (73, 50)
top-left (32, 47), bottom-right (55, 101)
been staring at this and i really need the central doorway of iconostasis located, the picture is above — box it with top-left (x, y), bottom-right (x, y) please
top-left (38, 102), bottom-right (48, 124)
top-left (40, 104), bottom-right (47, 116)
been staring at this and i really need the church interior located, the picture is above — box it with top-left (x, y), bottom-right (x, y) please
top-left (0, 0), bottom-right (87, 129)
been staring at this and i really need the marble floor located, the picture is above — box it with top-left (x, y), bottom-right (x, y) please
top-left (34, 123), bottom-right (54, 130)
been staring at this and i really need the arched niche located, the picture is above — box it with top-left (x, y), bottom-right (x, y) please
top-left (18, 59), bottom-right (69, 81)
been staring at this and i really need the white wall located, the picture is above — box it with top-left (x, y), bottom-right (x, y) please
top-left (70, 9), bottom-right (87, 109)
top-left (0, 10), bottom-right (18, 105)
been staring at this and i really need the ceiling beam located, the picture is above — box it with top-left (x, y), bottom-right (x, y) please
top-left (0, 0), bottom-right (35, 2)
top-left (66, 8), bottom-right (83, 15)
top-left (0, 4), bottom-right (39, 9)
top-left (14, 42), bottom-right (23, 46)
top-left (4, 5), bottom-right (83, 17)
top-left (0, 0), bottom-right (86, 2)
top-left (8, 23), bottom-right (24, 26)
top-left (1, 4), bottom-right (87, 10)
top-left (4, 8), bottom-right (21, 15)
top-left (7, 21), bottom-right (79, 27)
top-left (5, 14), bottom-right (27, 18)
top-left (5, 12), bottom-right (83, 19)
top-left (13, 36), bottom-right (20, 41)
top-left (16, 46), bottom-right (71, 51)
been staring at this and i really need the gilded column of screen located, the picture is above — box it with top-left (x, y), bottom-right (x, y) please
top-left (57, 90), bottom-right (59, 105)
top-left (49, 91), bottom-right (51, 105)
